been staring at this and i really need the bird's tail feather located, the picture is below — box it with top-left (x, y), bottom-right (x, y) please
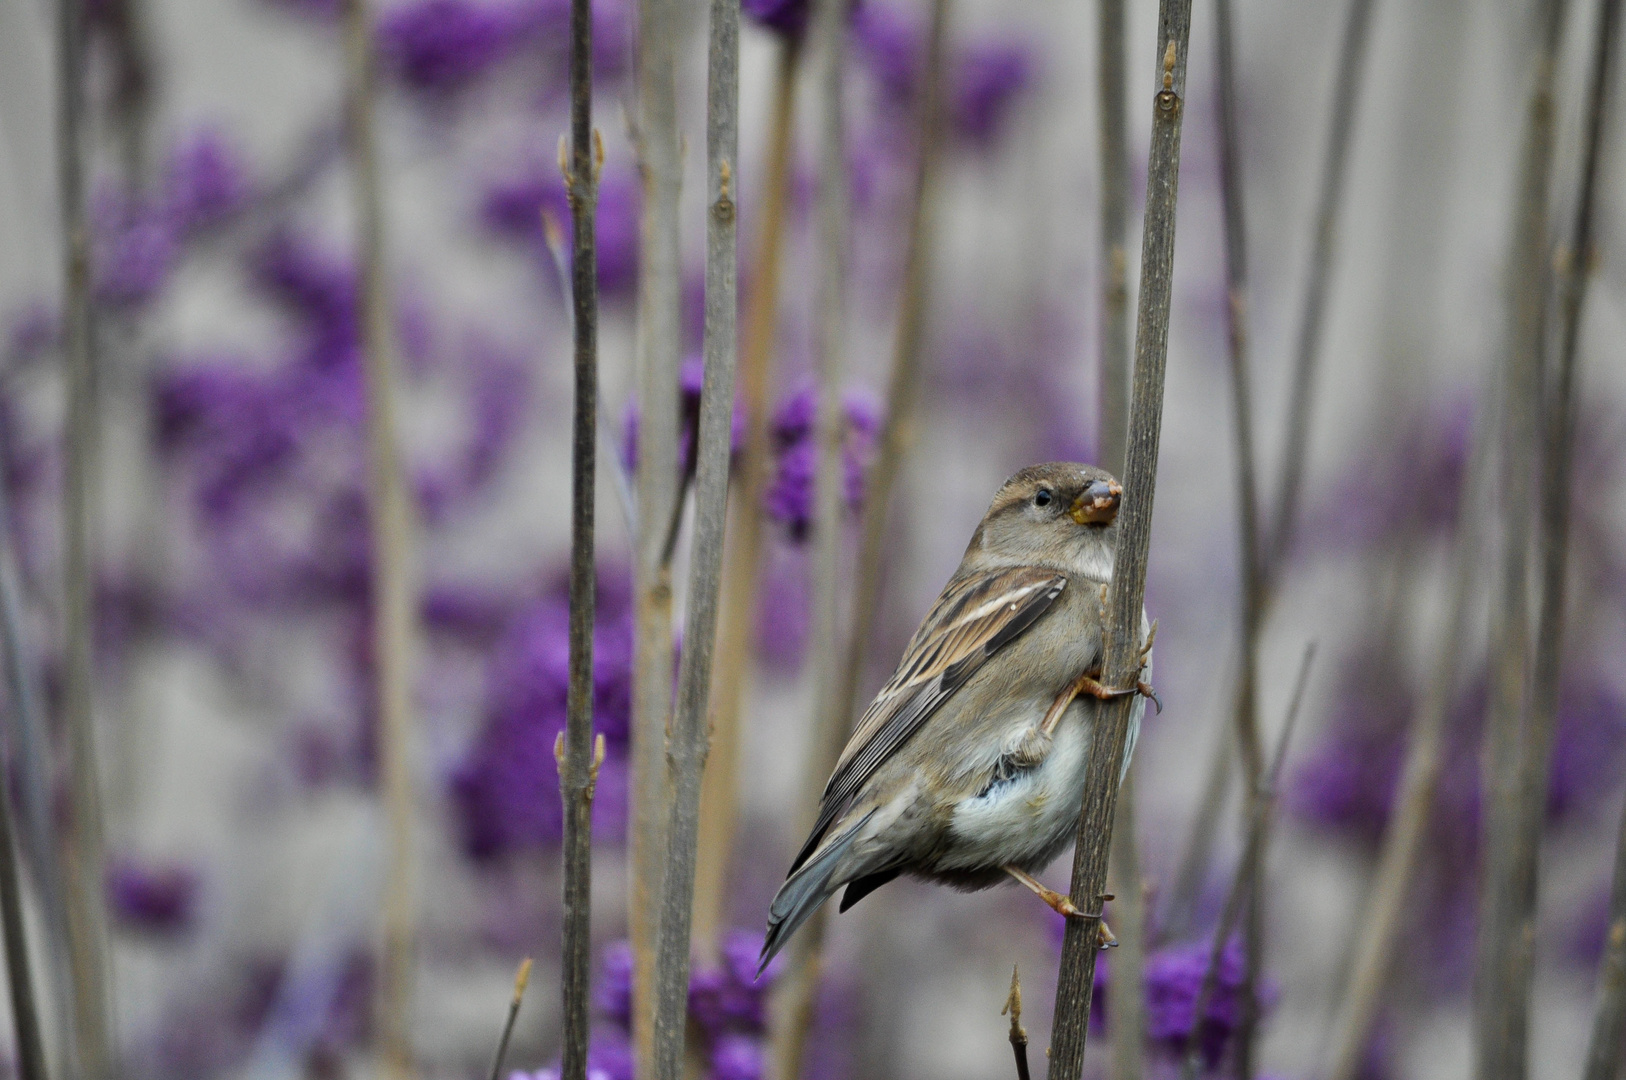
top-left (758, 812), bottom-right (873, 976)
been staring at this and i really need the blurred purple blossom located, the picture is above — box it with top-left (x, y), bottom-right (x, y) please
top-left (7, 302), bottom-right (60, 366)
top-left (741, 0), bottom-right (809, 38)
top-left (763, 385), bottom-right (879, 541)
top-left (514, 1035), bottom-right (634, 1080)
top-left (621, 355), bottom-right (747, 477)
top-left (107, 856), bottom-right (200, 935)
top-left (449, 564), bottom-right (633, 859)
top-left (597, 940), bottom-right (634, 1031)
top-left (688, 930), bottom-right (781, 1037)
top-left (161, 128), bottom-right (252, 232)
top-left (481, 162), bottom-right (640, 297)
top-left (708, 1036), bottom-right (764, 1080)
top-left (378, 0), bottom-right (519, 94)
top-left (1142, 939), bottom-right (1264, 1068)
top-left (92, 185), bottom-right (179, 309)
top-left (950, 41), bottom-right (1035, 145)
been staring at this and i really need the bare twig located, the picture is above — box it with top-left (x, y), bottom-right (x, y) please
top-left (1097, 4), bottom-right (1144, 1074)
top-left (770, 4), bottom-right (861, 1076)
top-left (1177, 644), bottom-right (1315, 1080)
top-left (1096, 0), bottom-right (1130, 477)
top-left (1508, 0), bottom-right (1620, 1046)
top-left (694, 33), bottom-right (804, 956)
top-left (1584, 790), bottom-right (1626, 1080)
top-left (57, 0), bottom-right (115, 1075)
top-left (0, 675), bottom-right (48, 1080)
top-left (648, 1), bottom-right (740, 1076)
top-left (1047, 12), bottom-right (1195, 1077)
top-left (1474, 4), bottom-right (1568, 1078)
top-left (343, 0), bottom-right (419, 1072)
top-left (487, 958), bottom-right (533, 1080)
top-left (559, 0), bottom-right (604, 1072)
top-left (1322, 398), bottom-right (1495, 1080)
top-left (1004, 965), bottom-right (1032, 1080)
top-left (1267, 0), bottom-right (1379, 571)
top-left (629, 0), bottom-right (684, 1065)
top-left (831, 0), bottom-right (952, 751)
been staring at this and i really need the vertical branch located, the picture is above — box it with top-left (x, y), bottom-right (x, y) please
top-left (343, 0), bottom-right (418, 1072)
top-left (1047, 8), bottom-right (1194, 1077)
top-left (770, 2), bottom-right (856, 1075)
top-left (1507, 0), bottom-right (1618, 1061)
top-left (1211, 0), bottom-right (1268, 1073)
top-left (560, 0), bottom-right (603, 1070)
top-left (1097, 4), bottom-right (1143, 1074)
top-left (1005, 966), bottom-right (1032, 1080)
top-left (629, 0), bottom-right (684, 1062)
top-left (1322, 397), bottom-right (1494, 1080)
top-left (0, 675), bottom-right (49, 1080)
top-left (831, 0), bottom-right (951, 740)
top-left (1177, 646), bottom-right (1315, 1080)
top-left (1266, 0), bottom-right (1377, 571)
top-left (1096, 0), bottom-right (1130, 477)
top-left (693, 34), bottom-right (803, 955)
top-left (648, 0), bottom-right (740, 1074)
top-left (1474, 3), bottom-right (1567, 1078)
top-left (487, 958), bottom-right (533, 1080)
top-left (57, 0), bottom-right (115, 1075)
top-left (1583, 790), bottom-right (1626, 1080)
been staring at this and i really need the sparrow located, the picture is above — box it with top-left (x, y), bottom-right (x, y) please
top-left (759, 462), bottom-right (1155, 973)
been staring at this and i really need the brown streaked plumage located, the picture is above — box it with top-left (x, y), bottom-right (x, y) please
top-left (760, 463), bottom-right (1154, 972)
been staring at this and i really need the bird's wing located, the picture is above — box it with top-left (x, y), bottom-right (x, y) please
top-left (788, 565), bottom-right (1068, 874)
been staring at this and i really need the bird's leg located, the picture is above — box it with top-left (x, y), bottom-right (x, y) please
top-left (1040, 667), bottom-right (1133, 736)
top-left (1003, 867), bottom-right (1117, 948)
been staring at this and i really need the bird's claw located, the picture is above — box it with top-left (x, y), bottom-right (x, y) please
top-left (1138, 680), bottom-right (1163, 714)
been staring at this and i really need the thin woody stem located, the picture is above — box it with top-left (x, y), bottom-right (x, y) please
top-left (559, 0), bottom-right (603, 1068)
top-left (1047, 10), bottom-right (1194, 1077)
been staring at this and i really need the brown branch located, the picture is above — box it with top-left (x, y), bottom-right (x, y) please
top-left (770, 3), bottom-right (862, 1075)
top-left (1266, 0), bottom-right (1378, 572)
top-left (629, 0), bottom-right (685, 1065)
top-left (1584, 790), bottom-right (1626, 1080)
top-left (693, 34), bottom-right (804, 957)
top-left (57, 0), bottom-right (115, 1075)
top-left (1177, 644), bottom-right (1315, 1080)
top-left (1004, 965), bottom-right (1032, 1080)
top-left (1046, 11), bottom-right (1194, 1077)
top-left (1474, 3), bottom-right (1568, 1078)
top-left (832, 0), bottom-right (952, 755)
top-left (648, 1), bottom-right (740, 1076)
top-left (559, 0), bottom-right (604, 1071)
top-left (488, 958), bottom-right (534, 1080)
top-left (344, 0), bottom-right (420, 1073)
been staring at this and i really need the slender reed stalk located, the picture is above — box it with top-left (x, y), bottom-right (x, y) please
top-left (1178, 645), bottom-right (1314, 1080)
top-left (1047, 10), bottom-right (1194, 1076)
top-left (1322, 398), bottom-right (1494, 1080)
top-left (832, 0), bottom-right (952, 744)
top-left (57, 0), bottom-right (115, 1075)
top-left (559, 0), bottom-right (605, 1070)
top-left (1584, 790), bottom-right (1626, 1080)
top-left (0, 681), bottom-right (48, 1080)
top-left (693, 33), bottom-right (803, 955)
top-left (1097, 4), bottom-right (1144, 1074)
top-left (1005, 965), bottom-right (1032, 1080)
top-left (1097, 0), bottom-right (1130, 477)
top-left (1267, 0), bottom-right (1378, 571)
top-left (1474, 4), bottom-right (1567, 1078)
top-left (487, 958), bottom-right (533, 1080)
top-left (343, 0), bottom-right (418, 1072)
top-left (648, 0), bottom-right (740, 1076)
top-left (770, 4), bottom-right (855, 1076)
top-left (629, 0), bottom-right (684, 1065)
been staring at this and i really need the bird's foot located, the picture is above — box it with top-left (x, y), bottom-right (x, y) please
top-left (1002, 867), bottom-right (1117, 947)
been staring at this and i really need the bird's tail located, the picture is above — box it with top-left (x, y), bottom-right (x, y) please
top-left (758, 812), bottom-right (872, 976)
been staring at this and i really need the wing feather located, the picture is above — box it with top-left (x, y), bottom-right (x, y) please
top-left (787, 566), bottom-right (1067, 874)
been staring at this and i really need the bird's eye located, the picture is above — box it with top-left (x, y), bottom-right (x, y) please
top-left (1034, 489), bottom-right (1053, 508)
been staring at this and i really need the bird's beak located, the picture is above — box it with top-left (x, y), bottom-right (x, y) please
top-left (1070, 479), bottom-right (1122, 525)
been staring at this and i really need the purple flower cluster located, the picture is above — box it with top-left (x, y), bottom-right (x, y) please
top-left (1094, 939), bottom-right (1274, 1071)
top-left (106, 856), bottom-right (201, 935)
top-left (449, 564), bottom-right (633, 859)
top-left (377, 0), bottom-right (519, 94)
top-left (567, 933), bottom-right (778, 1080)
top-left (763, 384), bottom-right (879, 541)
top-left (620, 355), bottom-right (747, 478)
top-left (741, 0), bottom-right (809, 38)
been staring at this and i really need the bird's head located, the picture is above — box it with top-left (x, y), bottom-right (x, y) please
top-left (966, 462), bottom-right (1123, 579)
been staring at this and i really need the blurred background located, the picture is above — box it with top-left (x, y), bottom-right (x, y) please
top-left (0, 0), bottom-right (1623, 1078)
